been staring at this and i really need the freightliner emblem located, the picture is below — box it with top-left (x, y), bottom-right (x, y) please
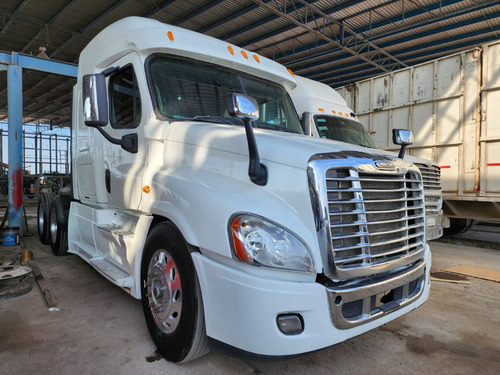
top-left (375, 161), bottom-right (396, 171)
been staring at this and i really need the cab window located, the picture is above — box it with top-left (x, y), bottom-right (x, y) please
top-left (109, 65), bottom-right (141, 128)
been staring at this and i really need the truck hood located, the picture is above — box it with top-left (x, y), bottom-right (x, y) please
top-left (160, 121), bottom-right (402, 169)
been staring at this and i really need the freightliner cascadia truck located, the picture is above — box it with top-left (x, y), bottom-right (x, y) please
top-left (335, 44), bottom-right (500, 235)
top-left (37, 17), bottom-right (431, 362)
top-left (288, 75), bottom-right (443, 241)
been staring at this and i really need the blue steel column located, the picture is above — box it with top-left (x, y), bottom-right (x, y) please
top-left (7, 53), bottom-right (24, 233)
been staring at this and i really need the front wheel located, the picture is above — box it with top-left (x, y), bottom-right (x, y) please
top-left (141, 222), bottom-right (209, 363)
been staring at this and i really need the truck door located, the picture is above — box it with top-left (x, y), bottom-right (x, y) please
top-left (102, 53), bottom-right (147, 210)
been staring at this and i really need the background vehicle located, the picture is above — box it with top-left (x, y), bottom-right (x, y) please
top-left (38, 17), bottom-right (431, 362)
top-left (288, 75), bottom-right (443, 240)
top-left (336, 41), bottom-right (500, 235)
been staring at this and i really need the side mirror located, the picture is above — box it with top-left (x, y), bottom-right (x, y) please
top-left (82, 73), bottom-right (137, 153)
top-left (392, 129), bottom-right (414, 159)
top-left (227, 93), bottom-right (267, 186)
top-left (83, 74), bottom-right (108, 126)
top-left (226, 93), bottom-right (259, 120)
top-left (301, 112), bottom-right (313, 136)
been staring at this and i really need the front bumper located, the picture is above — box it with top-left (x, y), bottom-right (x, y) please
top-left (327, 258), bottom-right (426, 329)
top-left (192, 245), bottom-right (431, 357)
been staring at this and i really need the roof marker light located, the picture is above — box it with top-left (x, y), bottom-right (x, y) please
top-left (167, 31), bottom-right (174, 41)
top-left (339, 112), bottom-right (343, 116)
top-left (287, 68), bottom-right (294, 76)
top-left (253, 54), bottom-right (260, 63)
top-left (228, 45), bottom-right (234, 55)
top-left (241, 50), bottom-right (248, 59)
top-left (332, 110), bottom-right (336, 114)
top-left (318, 108), bottom-right (324, 112)
top-left (143, 185), bottom-right (151, 194)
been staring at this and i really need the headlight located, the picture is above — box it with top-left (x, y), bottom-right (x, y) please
top-left (230, 214), bottom-right (314, 273)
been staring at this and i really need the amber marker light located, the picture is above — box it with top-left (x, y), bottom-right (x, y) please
top-left (231, 217), bottom-right (250, 262)
top-left (228, 45), bottom-right (234, 55)
top-left (287, 68), bottom-right (294, 76)
top-left (167, 31), bottom-right (174, 41)
top-left (253, 54), bottom-right (260, 63)
top-left (241, 50), bottom-right (248, 59)
top-left (332, 110), bottom-right (336, 114)
top-left (143, 185), bottom-right (151, 194)
top-left (318, 108), bottom-right (324, 112)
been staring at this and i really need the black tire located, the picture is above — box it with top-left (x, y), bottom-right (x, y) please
top-left (141, 222), bottom-right (209, 363)
top-left (443, 218), bottom-right (477, 237)
top-left (48, 195), bottom-right (71, 256)
top-left (37, 193), bottom-right (55, 245)
top-left (0, 265), bottom-right (33, 300)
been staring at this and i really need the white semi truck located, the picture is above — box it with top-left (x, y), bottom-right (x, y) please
top-left (37, 17), bottom-right (431, 362)
top-left (288, 75), bottom-right (443, 241)
top-left (336, 42), bottom-right (500, 235)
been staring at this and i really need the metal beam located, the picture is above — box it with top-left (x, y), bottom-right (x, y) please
top-left (21, 0), bottom-right (81, 54)
top-left (173, 0), bottom-right (226, 27)
top-left (7, 53), bottom-right (23, 233)
top-left (0, 0), bottom-right (30, 37)
top-left (0, 52), bottom-right (77, 77)
top-left (310, 31), bottom-right (500, 88)
top-left (197, 3), bottom-right (261, 34)
top-left (240, 0), bottom-right (365, 48)
top-left (282, 7), bottom-right (500, 75)
top-left (253, 0), bottom-right (407, 74)
top-left (50, 0), bottom-right (129, 60)
top-left (144, 0), bottom-right (177, 18)
top-left (271, 0), bottom-right (498, 64)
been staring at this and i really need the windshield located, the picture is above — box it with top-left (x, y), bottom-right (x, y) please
top-left (314, 115), bottom-right (376, 148)
top-left (148, 55), bottom-right (302, 134)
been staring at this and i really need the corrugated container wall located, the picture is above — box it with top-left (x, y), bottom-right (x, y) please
top-left (337, 41), bottom-right (500, 223)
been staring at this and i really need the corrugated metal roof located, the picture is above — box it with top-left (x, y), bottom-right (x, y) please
top-left (1, 0), bottom-right (499, 127)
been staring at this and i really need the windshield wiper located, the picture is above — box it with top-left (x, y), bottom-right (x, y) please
top-left (255, 123), bottom-right (297, 133)
top-left (192, 115), bottom-right (235, 125)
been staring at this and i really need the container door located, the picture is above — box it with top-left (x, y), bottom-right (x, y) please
top-left (479, 43), bottom-right (500, 198)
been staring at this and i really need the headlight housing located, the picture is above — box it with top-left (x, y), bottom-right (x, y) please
top-left (230, 214), bottom-right (314, 273)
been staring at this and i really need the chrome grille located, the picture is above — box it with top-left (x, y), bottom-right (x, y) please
top-left (327, 168), bottom-right (425, 271)
top-left (415, 163), bottom-right (442, 213)
top-left (415, 163), bottom-right (441, 191)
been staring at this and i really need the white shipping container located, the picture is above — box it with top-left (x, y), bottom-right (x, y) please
top-left (337, 41), bottom-right (500, 230)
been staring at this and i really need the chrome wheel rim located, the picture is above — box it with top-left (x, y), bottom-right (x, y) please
top-left (146, 249), bottom-right (182, 334)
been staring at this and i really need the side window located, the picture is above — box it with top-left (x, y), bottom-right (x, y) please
top-left (109, 65), bottom-right (141, 128)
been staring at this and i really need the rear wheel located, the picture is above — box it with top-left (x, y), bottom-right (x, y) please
top-left (49, 194), bottom-right (72, 256)
top-left (141, 222), bottom-right (209, 363)
top-left (444, 218), bottom-right (477, 237)
top-left (37, 193), bottom-right (54, 245)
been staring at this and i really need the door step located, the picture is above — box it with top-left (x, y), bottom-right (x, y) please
top-left (96, 224), bottom-right (134, 237)
top-left (89, 258), bottom-right (134, 288)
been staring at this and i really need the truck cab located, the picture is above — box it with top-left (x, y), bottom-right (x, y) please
top-left (42, 17), bottom-right (432, 362)
top-left (288, 75), bottom-right (443, 241)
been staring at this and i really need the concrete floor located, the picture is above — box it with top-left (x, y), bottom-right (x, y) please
top-left (1, 215), bottom-right (499, 375)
